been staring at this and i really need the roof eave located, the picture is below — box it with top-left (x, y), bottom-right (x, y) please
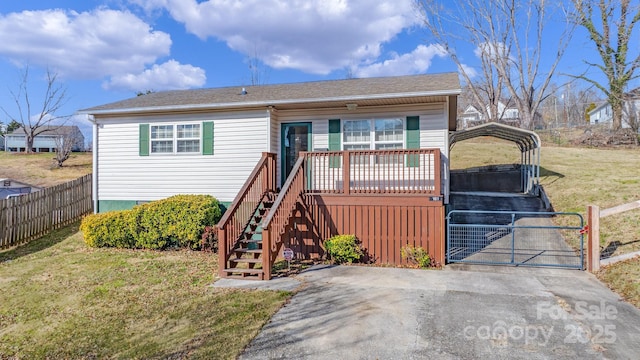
top-left (78, 89), bottom-right (462, 116)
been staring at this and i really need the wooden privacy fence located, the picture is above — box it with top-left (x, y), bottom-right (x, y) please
top-left (587, 200), bottom-right (640, 272)
top-left (0, 174), bottom-right (93, 248)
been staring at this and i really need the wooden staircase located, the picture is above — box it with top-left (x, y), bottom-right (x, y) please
top-left (221, 191), bottom-right (278, 279)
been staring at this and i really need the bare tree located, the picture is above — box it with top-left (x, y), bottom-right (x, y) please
top-left (457, 82), bottom-right (511, 127)
top-left (246, 46), bottom-right (270, 86)
top-left (416, 0), bottom-right (573, 129)
top-left (52, 124), bottom-right (85, 167)
top-left (571, 0), bottom-right (640, 130)
top-left (53, 130), bottom-right (77, 167)
top-left (0, 67), bottom-right (69, 153)
top-left (563, 86), bottom-right (601, 126)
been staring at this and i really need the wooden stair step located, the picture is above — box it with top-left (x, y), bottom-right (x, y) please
top-left (230, 258), bottom-right (262, 264)
top-left (223, 268), bottom-right (264, 275)
top-left (234, 248), bottom-right (262, 254)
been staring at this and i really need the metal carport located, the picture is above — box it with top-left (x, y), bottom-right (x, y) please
top-left (449, 122), bottom-right (541, 195)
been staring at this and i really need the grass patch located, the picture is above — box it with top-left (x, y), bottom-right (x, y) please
top-left (0, 151), bottom-right (92, 187)
top-left (597, 257), bottom-right (640, 309)
top-left (0, 223), bottom-right (290, 359)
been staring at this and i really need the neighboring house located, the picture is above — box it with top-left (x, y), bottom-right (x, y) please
top-left (4, 125), bottom-right (85, 153)
top-left (588, 89), bottom-right (640, 129)
top-left (458, 100), bottom-right (541, 129)
top-left (0, 178), bottom-right (41, 199)
top-left (588, 102), bottom-right (612, 125)
top-left (81, 73), bottom-right (462, 279)
top-left (458, 105), bottom-right (483, 129)
top-left (0, 135), bottom-right (4, 151)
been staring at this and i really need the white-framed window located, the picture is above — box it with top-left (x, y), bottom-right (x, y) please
top-left (343, 118), bottom-right (403, 150)
top-left (343, 118), bottom-right (404, 164)
top-left (151, 125), bottom-right (173, 153)
top-left (176, 124), bottom-right (201, 153)
top-left (150, 123), bottom-right (201, 154)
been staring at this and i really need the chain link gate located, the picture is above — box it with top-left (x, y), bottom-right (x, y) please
top-left (447, 210), bottom-right (584, 269)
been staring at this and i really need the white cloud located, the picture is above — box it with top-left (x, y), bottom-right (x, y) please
top-left (459, 63), bottom-right (479, 79)
top-left (105, 60), bottom-right (206, 91)
top-left (0, 9), bottom-right (173, 80)
top-left (133, 0), bottom-right (421, 75)
top-left (353, 44), bottom-right (447, 77)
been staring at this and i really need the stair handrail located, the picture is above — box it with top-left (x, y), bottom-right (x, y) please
top-left (261, 153), bottom-right (307, 279)
top-left (217, 152), bottom-right (276, 278)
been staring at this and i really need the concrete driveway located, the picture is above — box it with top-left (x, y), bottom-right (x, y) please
top-left (229, 265), bottom-right (640, 359)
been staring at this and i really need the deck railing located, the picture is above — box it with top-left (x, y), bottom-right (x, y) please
top-left (261, 155), bottom-right (306, 280)
top-left (217, 152), bottom-right (276, 276)
top-left (259, 148), bottom-right (442, 279)
top-left (304, 149), bottom-right (441, 195)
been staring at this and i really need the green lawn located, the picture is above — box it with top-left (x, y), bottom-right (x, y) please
top-left (0, 224), bottom-right (290, 359)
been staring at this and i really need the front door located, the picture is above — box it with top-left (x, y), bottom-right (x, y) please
top-left (281, 123), bottom-right (312, 185)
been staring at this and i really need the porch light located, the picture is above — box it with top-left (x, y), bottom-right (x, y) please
top-left (346, 103), bottom-right (358, 110)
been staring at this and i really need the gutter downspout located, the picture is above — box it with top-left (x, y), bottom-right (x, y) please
top-left (88, 115), bottom-right (99, 213)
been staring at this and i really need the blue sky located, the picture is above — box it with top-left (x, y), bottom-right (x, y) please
top-left (0, 0), bottom-right (629, 138)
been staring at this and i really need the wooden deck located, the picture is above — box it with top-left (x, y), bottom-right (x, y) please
top-left (218, 149), bottom-right (445, 280)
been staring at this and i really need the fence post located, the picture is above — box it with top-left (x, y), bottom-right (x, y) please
top-left (343, 151), bottom-right (350, 195)
top-left (262, 228), bottom-right (271, 280)
top-left (587, 205), bottom-right (600, 272)
top-left (218, 227), bottom-right (227, 278)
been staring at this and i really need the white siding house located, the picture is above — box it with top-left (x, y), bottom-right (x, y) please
top-left (4, 125), bottom-right (85, 153)
top-left (458, 105), bottom-right (483, 129)
top-left (457, 100), bottom-right (542, 129)
top-left (95, 111), bottom-right (269, 211)
top-left (588, 97), bottom-right (640, 130)
top-left (80, 73), bottom-right (460, 212)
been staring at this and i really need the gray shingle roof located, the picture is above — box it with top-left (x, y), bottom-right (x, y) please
top-left (80, 73), bottom-right (460, 115)
top-left (6, 125), bottom-right (81, 137)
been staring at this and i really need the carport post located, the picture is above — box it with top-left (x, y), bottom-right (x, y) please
top-left (510, 213), bottom-right (516, 264)
top-left (587, 205), bottom-right (600, 272)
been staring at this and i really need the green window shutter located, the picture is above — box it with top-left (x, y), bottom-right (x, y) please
top-left (139, 124), bottom-right (149, 156)
top-left (406, 116), bottom-right (420, 167)
top-left (328, 119), bottom-right (341, 168)
top-left (202, 121), bottom-right (214, 155)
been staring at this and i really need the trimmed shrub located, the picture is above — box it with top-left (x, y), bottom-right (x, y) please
top-left (80, 210), bottom-right (136, 248)
top-left (324, 234), bottom-right (363, 264)
top-left (81, 195), bottom-right (221, 250)
top-left (400, 244), bottom-right (431, 268)
top-left (133, 195), bottom-right (221, 249)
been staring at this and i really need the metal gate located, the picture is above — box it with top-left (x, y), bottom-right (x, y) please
top-left (447, 210), bottom-right (584, 269)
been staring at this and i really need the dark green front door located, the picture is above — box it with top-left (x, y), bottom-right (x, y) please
top-left (281, 123), bottom-right (312, 185)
